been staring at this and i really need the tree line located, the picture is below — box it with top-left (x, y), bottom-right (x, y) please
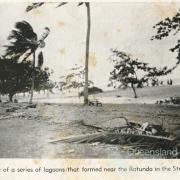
top-left (1, 2), bottom-right (180, 102)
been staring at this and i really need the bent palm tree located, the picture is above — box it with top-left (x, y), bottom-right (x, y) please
top-left (5, 21), bottom-right (50, 103)
top-left (26, 2), bottom-right (91, 105)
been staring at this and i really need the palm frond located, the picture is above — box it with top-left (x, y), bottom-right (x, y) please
top-left (8, 30), bottom-right (26, 42)
top-left (15, 21), bottom-right (37, 40)
top-left (51, 132), bottom-right (175, 147)
top-left (5, 47), bottom-right (30, 60)
top-left (39, 27), bottom-right (50, 42)
top-left (21, 51), bottom-right (33, 62)
top-left (78, 2), bottom-right (84, 6)
top-left (26, 2), bottom-right (45, 12)
top-left (56, 2), bottom-right (68, 8)
top-left (4, 21), bottom-right (38, 59)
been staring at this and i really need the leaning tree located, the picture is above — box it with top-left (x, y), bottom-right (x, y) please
top-left (5, 20), bottom-right (50, 103)
top-left (108, 49), bottom-right (169, 98)
top-left (26, 2), bottom-right (91, 105)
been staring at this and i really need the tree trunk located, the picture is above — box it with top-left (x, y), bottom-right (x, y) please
top-left (29, 51), bottom-right (35, 104)
top-left (131, 83), bottom-right (137, 98)
top-left (84, 3), bottom-right (91, 105)
top-left (9, 93), bottom-right (14, 102)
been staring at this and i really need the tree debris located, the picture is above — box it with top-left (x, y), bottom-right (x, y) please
top-left (51, 116), bottom-right (178, 157)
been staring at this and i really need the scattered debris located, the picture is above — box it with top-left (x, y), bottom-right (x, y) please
top-left (0, 112), bottom-right (26, 120)
top-left (156, 96), bottom-right (180, 105)
top-left (4, 103), bottom-right (37, 113)
top-left (79, 120), bottom-right (106, 131)
top-left (25, 104), bottom-right (37, 109)
top-left (51, 116), bottom-right (177, 157)
top-left (6, 107), bottom-right (18, 112)
top-left (0, 103), bottom-right (39, 120)
top-left (80, 116), bottom-right (170, 137)
top-left (52, 132), bottom-right (175, 149)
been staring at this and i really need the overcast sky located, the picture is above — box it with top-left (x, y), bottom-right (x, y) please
top-left (0, 1), bottom-right (180, 89)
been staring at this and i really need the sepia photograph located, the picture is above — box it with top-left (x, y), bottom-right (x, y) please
top-left (0, 1), bottom-right (180, 159)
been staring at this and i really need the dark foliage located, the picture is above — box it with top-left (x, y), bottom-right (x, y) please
top-left (0, 57), bottom-right (50, 101)
top-left (108, 49), bottom-right (170, 98)
top-left (152, 10), bottom-right (180, 71)
top-left (4, 21), bottom-right (38, 60)
top-left (26, 2), bottom-right (45, 12)
top-left (38, 51), bottom-right (44, 68)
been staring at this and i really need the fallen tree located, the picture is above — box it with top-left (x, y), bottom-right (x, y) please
top-left (51, 116), bottom-right (180, 158)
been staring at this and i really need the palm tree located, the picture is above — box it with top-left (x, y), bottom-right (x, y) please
top-left (26, 2), bottom-right (91, 105)
top-left (5, 20), bottom-right (50, 103)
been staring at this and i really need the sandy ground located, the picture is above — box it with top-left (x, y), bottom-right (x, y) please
top-left (0, 102), bottom-right (180, 158)
top-left (1, 85), bottom-right (180, 158)
top-left (12, 85), bottom-right (180, 104)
